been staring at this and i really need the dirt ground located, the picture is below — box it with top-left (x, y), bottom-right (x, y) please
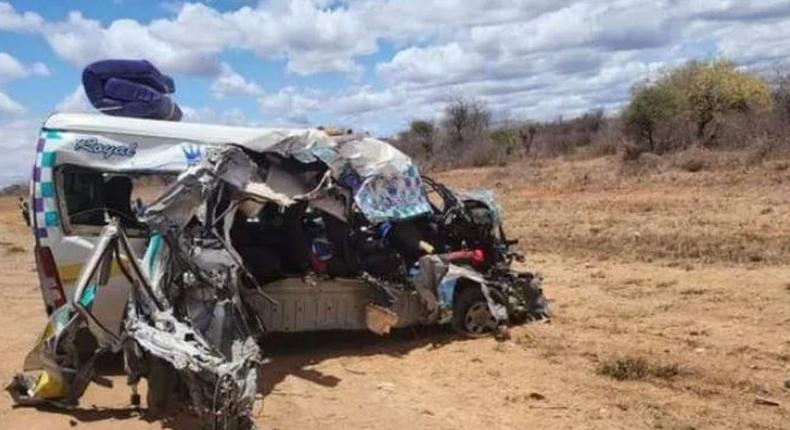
top-left (0, 155), bottom-right (788, 429)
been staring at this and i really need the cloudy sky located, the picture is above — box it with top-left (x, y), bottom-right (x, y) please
top-left (1, 0), bottom-right (790, 185)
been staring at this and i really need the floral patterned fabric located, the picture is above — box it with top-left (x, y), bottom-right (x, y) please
top-left (354, 164), bottom-right (432, 223)
top-left (288, 135), bottom-right (432, 223)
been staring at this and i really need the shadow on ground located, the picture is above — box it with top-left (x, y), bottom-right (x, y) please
top-left (258, 325), bottom-right (461, 396)
top-left (13, 325), bottom-right (463, 430)
top-left (14, 403), bottom-right (205, 430)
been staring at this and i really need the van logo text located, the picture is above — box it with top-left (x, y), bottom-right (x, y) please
top-left (74, 138), bottom-right (138, 159)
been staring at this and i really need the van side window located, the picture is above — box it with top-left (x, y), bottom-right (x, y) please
top-left (56, 166), bottom-right (175, 235)
top-left (62, 168), bottom-right (106, 226)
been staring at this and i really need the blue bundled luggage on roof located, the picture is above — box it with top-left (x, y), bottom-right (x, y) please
top-left (82, 59), bottom-right (182, 121)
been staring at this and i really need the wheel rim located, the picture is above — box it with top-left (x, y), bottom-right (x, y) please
top-left (464, 302), bottom-right (497, 334)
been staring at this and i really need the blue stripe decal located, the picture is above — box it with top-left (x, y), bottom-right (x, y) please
top-left (40, 182), bottom-right (54, 198)
top-left (44, 130), bottom-right (62, 140)
top-left (144, 234), bottom-right (163, 276)
top-left (41, 152), bottom-right (56, 167)
top-left (44, 211), bottom-right (59, 227)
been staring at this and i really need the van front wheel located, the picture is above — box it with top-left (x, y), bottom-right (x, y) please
top-left (453, 286), bottom-right (497, 337)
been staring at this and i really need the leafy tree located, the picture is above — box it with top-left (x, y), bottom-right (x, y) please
top-left (409, 119), bottom-right (435, 155)
top-left (624, 59), bottom-right (772, 151)
top-left (684, 60), bottom-right (771, 139)
top-left (623, 84), bottom-right (683, 152)
top-left (491, 128), bottom-right (518, 154)
top-left (410, 119), bottom-right (434, 136)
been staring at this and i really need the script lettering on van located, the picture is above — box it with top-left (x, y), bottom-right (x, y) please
top-left (73, 138), bottom-right (138, 159)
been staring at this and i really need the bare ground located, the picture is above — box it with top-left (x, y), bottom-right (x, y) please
top-left (0, 154), bottom-right (789, 430)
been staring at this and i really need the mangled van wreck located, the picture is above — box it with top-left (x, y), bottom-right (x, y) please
top-left (9, 113), bottom-right (548, 429)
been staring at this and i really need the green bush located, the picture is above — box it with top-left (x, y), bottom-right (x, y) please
top-left (624, 84), bottom-right (684, 153)
top-left (409, 119), bottom-right (434, 137)
top-left (490, 128), bottom-right (519, 155)
top-left (624, 60), bottom-right (772, 155)
top-left (684, 60), bottom-right (771, 139)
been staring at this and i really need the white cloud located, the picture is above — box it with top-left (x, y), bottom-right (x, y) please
top-left (55, 85), bottom-right (92, 113)
top-left (158, 1), bottom-right (187, 15)
top-left (42, 11), bottom-right (221, 75)
top-left (258, 86), bottom-right (322, 125)
top-left (0, 2), bottom-right (43, 32)
top-left (356, 0), bottom-right (565, 42)
top-left (0, 89), bottom-right (24, 116)
top-left (688, 11), bottom-right (790, 69)
top-left (377, 43), bottom-right (486, 86)
top-left (685, 0), bottom-right (790, 21)
top-left (210, 63), bottom-right (263, 99)
top-left (0, 52), bottom-right (26, 81)
top-left (181, 105), bottom-right (252, 126)
top-left (28, 62), bottom-right (50, 76)
top-left (0, 52), bottom-right (50, 82)
top-left (0, 52), bottom-right (48, 120)
top-left (0, 117), bottom-right (37, 186)
top-left (6, 0), bottom-right (790, 82)
top-left (150, 1), bottom-right (377, 75)
top-left (1, 0), bottom-right (790, 141)
top-left (23, 1), bottom-right (377, 76)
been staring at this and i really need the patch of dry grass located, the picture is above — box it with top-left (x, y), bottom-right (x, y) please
top-left (671, 148), bottom-right (709, 172)
top-left (598, 355), bottom-right (685, 381)
top-left (436, 155), bottom-right (790, 266)
top-left (4, 245), bottom-right (25, 253)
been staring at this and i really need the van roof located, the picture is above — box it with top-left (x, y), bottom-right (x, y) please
top-left (44, 112), bottom-right (321, 148)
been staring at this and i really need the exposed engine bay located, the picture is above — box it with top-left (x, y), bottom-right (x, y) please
top-left (8, 133), bottom-right (548, 429)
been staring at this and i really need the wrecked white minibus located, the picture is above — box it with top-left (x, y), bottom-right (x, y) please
top-left (10, 112), bottom-right (548, 429)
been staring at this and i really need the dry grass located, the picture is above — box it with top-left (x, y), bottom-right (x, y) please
top-left (438, 154), bottom-right (790, 265)
top-left (4, 245), bottom-right (25, 254)
top-left (1, 154), bottom-right (790, 430)
top-left (598, 355), bottom-right (684, 381)
top-left (674, 155), bottom-right (706, 172)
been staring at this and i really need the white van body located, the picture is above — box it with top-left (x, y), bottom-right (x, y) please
top-left (30, 113), bottom-right (423, 333)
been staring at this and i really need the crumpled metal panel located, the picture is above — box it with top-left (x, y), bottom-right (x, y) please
top-left (267, 134), bottom-right (432, 223)
top-left (413, 255), bottom-right (509, 324)
top-left (241, 277), bottom-right (424, 332)
top-left (10, 117), bottom-right (550, 430)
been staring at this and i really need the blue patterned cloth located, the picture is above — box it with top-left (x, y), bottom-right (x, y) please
top-left (355, 164), bottom-right (431, 223)
top-left (289, 136), bottom-right (432, 223)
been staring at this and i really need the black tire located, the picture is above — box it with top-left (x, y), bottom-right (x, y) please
top-left (452, 285), bottom-right (498, 337)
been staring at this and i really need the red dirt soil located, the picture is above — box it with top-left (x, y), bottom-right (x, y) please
top-left (1, 156), bottom-right (788, 429)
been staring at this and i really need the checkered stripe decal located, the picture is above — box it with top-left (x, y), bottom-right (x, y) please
top-left (32, 129), bottom-right (62, 244)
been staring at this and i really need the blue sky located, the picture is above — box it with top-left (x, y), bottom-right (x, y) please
top-left (1, 0), bottom-right (790, 185)
top-left (0, 1), bottom-right (377, 125)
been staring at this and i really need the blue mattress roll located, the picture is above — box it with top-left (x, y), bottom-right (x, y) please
top-left (82, 59), bottom-right (182, 121)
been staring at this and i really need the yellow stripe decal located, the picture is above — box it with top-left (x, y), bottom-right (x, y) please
top-left (57, 257), bottom-right (129, 284)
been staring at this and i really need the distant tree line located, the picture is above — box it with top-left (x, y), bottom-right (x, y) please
top-left (392, 59), bottom-right (790, 169)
